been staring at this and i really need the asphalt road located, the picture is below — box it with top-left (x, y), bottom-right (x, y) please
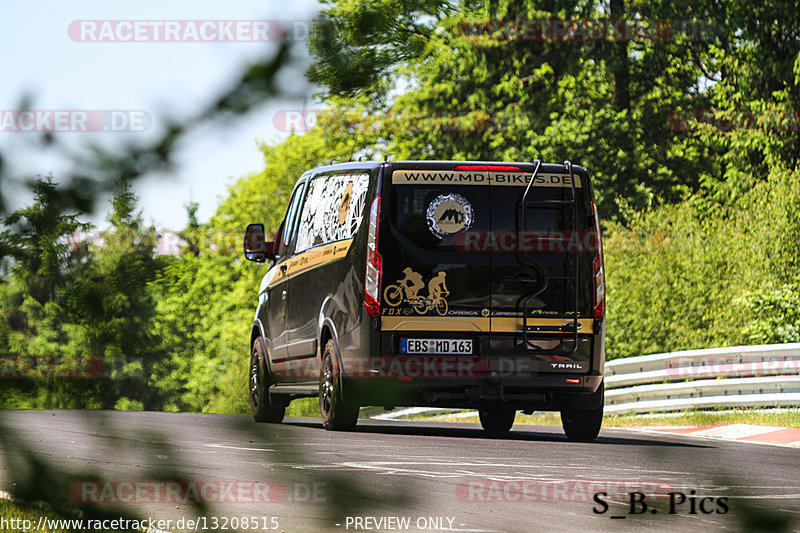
top-left (0, 411), bottom-right (798, 533)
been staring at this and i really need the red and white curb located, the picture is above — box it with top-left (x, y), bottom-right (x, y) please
top-left (630, 424), bottom-right (800, 448)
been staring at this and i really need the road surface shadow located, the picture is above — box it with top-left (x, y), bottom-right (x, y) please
top-left (283, 418), bottom-right (710, 448)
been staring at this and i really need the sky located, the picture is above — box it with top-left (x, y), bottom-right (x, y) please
top-left (1, 0), bottom-right (322, 231)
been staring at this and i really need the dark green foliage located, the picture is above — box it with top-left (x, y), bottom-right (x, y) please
top-left (604, 167), bottom-right (800, 357)
top-left (0, 178), bottom-right (167, 410)
top-left (1, 177), bottom-right (89, 305)
top-left (308, 0), bottom-right (455, 96)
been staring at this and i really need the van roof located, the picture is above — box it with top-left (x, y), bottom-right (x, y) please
top-left (307, 160), bottom-right (588, 176)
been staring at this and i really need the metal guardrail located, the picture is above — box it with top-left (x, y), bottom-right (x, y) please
top-left (604, 343), bottom-right (800, 415)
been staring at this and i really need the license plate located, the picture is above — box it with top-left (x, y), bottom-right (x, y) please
top-left (400, 338), bottom-right (472, 355)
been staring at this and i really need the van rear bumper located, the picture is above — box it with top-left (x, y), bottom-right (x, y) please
top-left (343, 373), bottom-right (603, 410)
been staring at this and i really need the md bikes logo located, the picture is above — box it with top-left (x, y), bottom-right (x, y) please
top-left (0, 110), bottom-right (151, 133)
top-left (70, 480), bottom-right (328, 504)
top-left (68, 19), bottom-right (310, 42)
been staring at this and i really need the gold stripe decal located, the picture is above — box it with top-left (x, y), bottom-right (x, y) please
top-left (381, 316), bottom-right (593, 332)
top-left (269, 239), bottom-right (353, 286)
top-left (492, 317), bottom-right (593, 333)
top-left (382, 317), bottom-right (488, 332)
top-left (392, 170), bottom-right (582, 188)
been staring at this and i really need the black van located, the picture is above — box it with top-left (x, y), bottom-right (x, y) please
top-left (244, 160), bottom-right (606, 440)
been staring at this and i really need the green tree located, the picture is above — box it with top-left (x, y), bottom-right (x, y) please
top-left (60, 180), bottom-right (167, 409)
top-left (0, 176), bottom-right (89, 305)
top-left (0, 176), bottom-right (96, 408)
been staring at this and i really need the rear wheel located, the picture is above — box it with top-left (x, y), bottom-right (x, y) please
top-left (249, 338), bottom-right (285, 423)
top-left (434, 297), bottom-right (448, 316)
top-left (319, 339), bottom-right (359, 431)
top-left (478, 406), bottom-right (516, 433)
top-left (561, 389), bottom-right (604, 442)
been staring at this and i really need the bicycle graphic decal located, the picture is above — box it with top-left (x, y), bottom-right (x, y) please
top-left (383, 268), bottom-right (450, 316)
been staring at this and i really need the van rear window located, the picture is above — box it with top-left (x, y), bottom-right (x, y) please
top-left (391, 184), bottom-right (491, 251)
top-left (493, 187), bottom-right (591, 233)
top-left (390, 170), bottom-right (590, 251)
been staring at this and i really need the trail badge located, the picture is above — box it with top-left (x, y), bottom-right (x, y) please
top-left (426, 193), bottom-right (473, 238)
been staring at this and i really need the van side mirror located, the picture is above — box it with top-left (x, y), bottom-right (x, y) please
top-left (244, 223), bottom-right (276, 263)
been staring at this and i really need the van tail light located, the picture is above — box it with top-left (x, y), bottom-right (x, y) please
top-left (453, 165), bottom-right (522, 172)
top-left (591, 199), bottom-right (605, 322)
top-left (363, 195), bottom-right (383, 318)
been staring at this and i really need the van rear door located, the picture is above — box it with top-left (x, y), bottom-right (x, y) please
top-left (380, 164), bottom-right (493, 366)
top-left (381, 162), bottom-right (596, 375)
top-left (485, 163), bottom-right (595, 374)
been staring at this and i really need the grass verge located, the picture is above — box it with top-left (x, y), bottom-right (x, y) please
top-left (0, 500), bottom-right (96, 533)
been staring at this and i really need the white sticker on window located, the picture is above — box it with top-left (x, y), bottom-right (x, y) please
top-left (295, 173), bottom-right (370, 253)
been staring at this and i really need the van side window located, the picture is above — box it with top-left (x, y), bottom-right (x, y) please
top-left (278, 181), bottom-right (306, 258)
top-left (294, 173), bottom-right (370, 253)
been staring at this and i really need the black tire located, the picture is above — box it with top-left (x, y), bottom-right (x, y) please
top-left (249, 338), bottom-right (285, 423)
top-left (561, 392), bottom-right (604, 442)
top-left (478, 406), bottom-right (516, 433)
top-left (319, 339), bottom-right (359, 431)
